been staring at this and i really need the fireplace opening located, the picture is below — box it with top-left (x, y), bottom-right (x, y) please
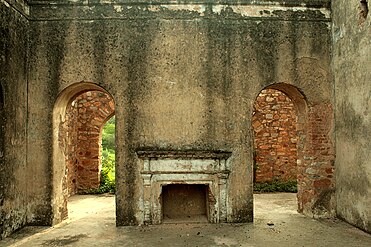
top-left (162, 184), bottom-right (209, 223)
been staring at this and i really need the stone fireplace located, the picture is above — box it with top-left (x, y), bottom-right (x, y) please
top-left (137, 151), bottom-right (232, 224)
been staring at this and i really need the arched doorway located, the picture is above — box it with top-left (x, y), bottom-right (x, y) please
top-left (252, 88), bottom-right (298, 190)
top-left (252, 84), bottom-right (308, 216)
top-left (63, 90), bottom-right (115, 196)
top-left (53, 83), bottom-right (115, 224)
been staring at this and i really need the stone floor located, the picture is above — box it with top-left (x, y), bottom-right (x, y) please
top-left (1, 193), bottom-right (370, 247)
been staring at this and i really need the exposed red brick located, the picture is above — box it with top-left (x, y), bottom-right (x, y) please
top-left (61, 91), bottom-right (115, 195)
top-left (313, 179), bottom-right (331, 189)
top-left (253, 89), bottom-right (298, 183)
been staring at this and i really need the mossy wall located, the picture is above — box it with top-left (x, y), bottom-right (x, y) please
top-left (0, 0), bottom-right (29, 239)
top-left (27, 1), bottom-right (333, 225)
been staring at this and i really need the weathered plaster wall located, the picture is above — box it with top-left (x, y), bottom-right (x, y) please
top-left (26, 0), bottom-right (334, 225)
top-left (333, 0), bottom-right (371, 233)
top-left (0, 0), bottom-right (29, 239)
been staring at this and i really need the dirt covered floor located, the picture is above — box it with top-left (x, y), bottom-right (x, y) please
top-left (1, 193), bottom-right (370, 247)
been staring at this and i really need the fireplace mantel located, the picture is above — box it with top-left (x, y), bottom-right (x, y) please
top-left (136, 150), bottom-right (232, 224)
top-left (136, 150), bottom-right (232, 160)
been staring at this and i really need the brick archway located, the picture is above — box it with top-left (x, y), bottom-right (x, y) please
top-left (252, 83), bottom-right (335, 217)
top-left (62, 91), bottom-right (115, 195)
top-left (52, 82), bottom-right (115, 224)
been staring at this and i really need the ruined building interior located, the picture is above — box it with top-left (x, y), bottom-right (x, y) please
top-left (0, 0), bottom-right (370, 243)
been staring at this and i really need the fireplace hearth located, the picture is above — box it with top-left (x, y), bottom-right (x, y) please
top-left (162, 184), bottom-right (208, 223)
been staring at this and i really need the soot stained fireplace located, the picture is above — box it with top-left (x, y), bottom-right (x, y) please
top-left (162, 184), bottom-right (208, 223)
top-left (137, 150), bottom-right (232, 224)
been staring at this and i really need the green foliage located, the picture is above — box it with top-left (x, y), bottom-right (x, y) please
top-left (99, 148), bottom-right (116, 193)
top-left (89, 116), bottom-right (116, 194)
top-left (102, 116), bottom-right (115, 151)
top-left (254, 180), bottom-right (297, 193)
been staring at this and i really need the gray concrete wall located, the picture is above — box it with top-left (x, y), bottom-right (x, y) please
top-left (0, 0), bottom-right (29, 239)
top-left (333, 0), bottom-right (371, 233)
top-left (27, 1), bottom-right (333, 225)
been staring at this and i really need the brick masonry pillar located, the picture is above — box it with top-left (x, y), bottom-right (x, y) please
top-left (298, 103), bottom-right (335, 215)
